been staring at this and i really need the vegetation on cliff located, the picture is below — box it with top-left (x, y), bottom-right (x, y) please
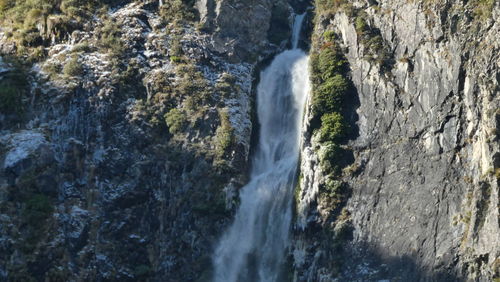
top-left (309, 29), bottom-right (352, 211)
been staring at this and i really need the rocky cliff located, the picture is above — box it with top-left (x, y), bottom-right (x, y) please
top-left (0, 0), bottom-right (498, 281)
top-left (294, 0), bottom-right (499, 281)
top-left (0, 0), bottom-right (296, 280)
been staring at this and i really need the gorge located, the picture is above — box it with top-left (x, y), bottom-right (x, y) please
top-left (0, 0), bottom-right (498, 281)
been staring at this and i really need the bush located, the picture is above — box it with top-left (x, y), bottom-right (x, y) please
top-left (472, 0), bottom-right (494, 20)
top-left (310, 44), bottom-right (350, 120)
top-left (355, 15), bottom-right (368, 35)
top-left (72, 42), bottom-right (93, 53)
top-left (323, 179), bottom-right (343, 201)
top-left (0, 0), bottom-right (91, 51)
top-left (160, 0), bottom-right (196, 24)
top-left (316, 0), bottom-right (349, 14)
top-left (313, 47), bottom-right (348, 81)
top-left (319, 112), bottom-right (346, 142)
top-left (310, 31), bottom-right (352, 182)
top-left (63, 55), bottom-right (83, 77)
top-left (323, 31), bottom-right (336, 42)
top-left (164, 108), bottom-right (187, 134)
top-left (312, 74), bottom-right (349, 117)
top-left (177, 71), bottom-right (212, 111)
top-left (318, 142), bottom-right (343, 175)
top-left (353, 10), bottom-right (393, 70)
top-left (43, 62), bottom-right (62, 79)
top-left (170, 36), bottom-right (183, 57)
top-left (98, 17), bottom-right (125, 56)
top-left (215, 73), bottom-right (237, 100)
top-left (214, 110), bottom-right (234, 159)
top-left (0, 0), bottom-right (13, 12)
top-left (170, 55), bottom-right (182, 63)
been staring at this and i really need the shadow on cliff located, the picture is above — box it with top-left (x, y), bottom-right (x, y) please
top-left (339, 240), bottom-right (462, 282)
top-left (330, 69), bottom-right (461, 282)
top-left (334, 77), bottom-right (456, 280)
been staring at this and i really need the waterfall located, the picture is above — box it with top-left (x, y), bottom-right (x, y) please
top-left (291, 13), bottom-right (305, 49)
top-left (212, 14), bottom-right (309, 282)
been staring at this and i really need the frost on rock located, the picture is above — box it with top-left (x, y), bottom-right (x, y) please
top-left (1, 130), bottom-right (47, 169)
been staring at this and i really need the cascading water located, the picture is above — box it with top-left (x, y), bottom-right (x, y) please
top-left (213, 14), bottom-right (309, 282)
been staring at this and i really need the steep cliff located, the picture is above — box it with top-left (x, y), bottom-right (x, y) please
top-left (0, 0), bottom-right (295, 280)
top-left (295, 0), bottom-right (499, 281)
top-left (0, 0), bottom-right (498, 281)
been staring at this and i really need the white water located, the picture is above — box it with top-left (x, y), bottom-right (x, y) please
top-left (291, 13), bottom-right (305, 49)
top-left (213, 14), bottom-right (309, 282)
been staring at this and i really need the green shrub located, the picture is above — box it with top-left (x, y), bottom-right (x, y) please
top-left (310, 44), bottom-right (350, 120)
top-left (355, 15), bottom-right (368, 35)
top-left (160, 0), bottom-right (196, 24)
top-left (0, 0), bottom-right (89, 49)
top-left (310, 32), bottom-right (352, 181)
top-left (472, 0), bottom-right (494, 20)
top-left (215, 73), bottom-right (237, 100)
top-left (214, 109), bottom-right (234, 159)
top-left (177, 70), bottom-right (212, 111)
top-left (352, 10), bottom-right (393, 70)
top-left (365, 34), bottom-right (384, 53)
top-left (16, 29), bottom-right (43, 47)
top-left (170, 55), bottom-right (182, 63)
top-left (164, 108), bottom-right (187, 134)
top-left (170, 36), bottom-right (183, 57)
top-left (318, 142), bottom-right (343, 175)
top-left (316, 0), bottom-right (349, 15)
top-left (323, 179), bottom-right (343, 200)
top-left (313, 47), bottom-right (348, 81)
top-left (323, 30), bottom-right (336, 42)
top-left (72, 42), bottom-right (93, 53)
top-left (43, 62), bottom-right (62, 79)
top-left (319, 112), bottom-right (346, 142)
top-left (98, 17), bottom-right (125, 56)
top-left (63, 55), bottom-right (83, 77)
top-left (0, 0), bottom-right (13, 12)
top-left (312, 74), bottom-right (349, 117)
top-left (24, 8), bottom-right (43, 29)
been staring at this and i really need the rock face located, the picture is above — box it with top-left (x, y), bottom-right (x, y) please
top-left (0, 0), bottom-right (291, 280)
top-left (295, 0), bottom-right (499, 281)
top-left (0, 0), bottom-right (498, 281)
